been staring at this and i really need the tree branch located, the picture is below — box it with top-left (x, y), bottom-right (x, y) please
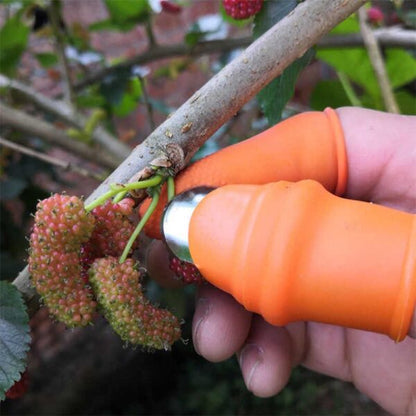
top-left (75, 27), bottom-right (416, 91)
top-left (0, 75), bottom-right (131, 160)
top-left (49, 0), bottom-right (75, 106)
top-left (0, 102), bottom-right (120, 169)
top-left (0, 136), bottom-right (104, 180)
top-left (318, 26), bottom-right (416, 48)
top-left (74, 37), bottom-right (251, 91)
top-left (13, 0), bottom-right (367, 313)
top-left (358, 7), bottom-right (400, 113)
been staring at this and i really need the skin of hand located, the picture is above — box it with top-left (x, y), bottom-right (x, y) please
top-left (146, 107), bottom-right (416, 415)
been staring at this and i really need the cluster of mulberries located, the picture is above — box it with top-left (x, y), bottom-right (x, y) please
top-left (89, 257), bottom-right (181, 350)
top-left (29, 193), bottom-right (181, 350)
top-left (28, 194), bottom-right (97, 327)
top-left (169, 256), bottom-right (204, 285)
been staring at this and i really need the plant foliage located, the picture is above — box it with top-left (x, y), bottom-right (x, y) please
top-left (0, 281), bottom-right (30, 401)
top-left (254, 0), bottom-right (314, 124)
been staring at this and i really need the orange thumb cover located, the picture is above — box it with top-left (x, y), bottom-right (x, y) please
top-left (189, 180), bottom-right (416, 341)
top-left (140, 108), bottom-right (347, 239)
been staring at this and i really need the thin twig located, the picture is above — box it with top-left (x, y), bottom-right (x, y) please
top-left (0, 101), bottom-right (118, 169)
top-left (358, 7), bottom-right (400, 113)
top-left (336, 71), bottom-right (363, 107)
top-left (0, 75), bottom-right (131, 160)
top-left (0, 136), bottom-right (104, 180)
top-left (49, 0), bottom-right (75, 106)
top-left (74, 27), bottom-right (416, 91)
top-left (318, 26), bottom-right (416, 48)
top-left (138, 76), bottom-right (156, 131)
top-left (145, 19), bottom-right (157, 46)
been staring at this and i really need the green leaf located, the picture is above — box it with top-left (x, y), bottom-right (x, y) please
top-left (385, 49), bottom-right (416, 89)
top-left (0, 16), bottom-right (30, 76)
top-left (35, 52), bottom-right (58, 68)
top-left (112, 77), bottom-right (142, 117)
top-left (253, 0), bottom-right (296, 38)
top-left (76, 92), bottom-right (107, 109)
top-left (184, 23), bottom-right (204, 47)
top-left (184, 23), bottom-right (212, 47)
top-left (327, 14), bottom-right (359, 34)
top-left (259, 49), bottom-right (314, 125)
top-left (317, 47), bottom-right (416, 111)
top-left (317, 47), bottom-right (381, 103)
top-left (99, 67), bottom-right (131, 106)
top-left (254, 0), bottom-right (314, 124)
top-left (104, 0), bottom-right (150, 24)
top-left (395, 90), bottom-right (416, 115)
top-left (0, 281), bottom-right (30, 400)
top-left (310, 80), bottom-right (351, 111)
top-left (89, 18), bottom-right (136, 32)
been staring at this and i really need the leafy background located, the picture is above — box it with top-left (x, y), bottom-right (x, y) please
top-left (1, 0), bottom-right (415, 413)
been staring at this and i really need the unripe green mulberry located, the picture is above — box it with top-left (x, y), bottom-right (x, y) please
top-left (89, 257), bottom-right (181, 350)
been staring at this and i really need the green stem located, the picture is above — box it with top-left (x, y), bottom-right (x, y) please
top-left (119, 189), bottom-right (160, 264)
top-left (167, 176), bottom-right (175, 202)
top-left (113, 190), bottom-right (127, 204)
top-left (84, 175), bottom-right (162, 212)
top-left (336, 71), bottom-right (362, 107)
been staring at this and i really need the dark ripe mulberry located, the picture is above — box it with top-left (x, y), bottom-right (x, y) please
top-left (169, 256), bottom-right (204, 285)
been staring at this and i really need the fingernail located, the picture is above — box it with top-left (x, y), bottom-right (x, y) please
top-left (193, 297), bottom-right (211, 355)
top-left (239, 343), bottom-right (263, 392)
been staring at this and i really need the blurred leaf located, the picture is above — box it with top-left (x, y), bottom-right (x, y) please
top-left (254, 0), bottom-right (314, 124)
top-left (385, 49), bottom-right (416, 89)
top-left (112, 77), bottom-right (142, 117)
top-left (105, 0), bottom-right (150, 23)
top-left (184, 23), bottom-right (207, 47)
top-left (91, 0), bottom-right (150, 31)
top-left (328, 13), bottom-right (360, 34)
top-left (258, 49), bottom-right (314, 125)
top-left (0, 280), bottom-right (30, 400)
top-left (395, 90), bottom-right (416, 114)
top-left (0, 177), bottom-right (27, 200)
top-left (99, 67), bottom-right (131, 106)
top-left (310, 80), bottom-right (350, 111)
top-left (253, 0), bottom-right (296, 38)
top-left (317, 47), bottom-right (416, 111)
top-left (317, 48), bottom-right (381, 105)
top-left (34, 52), bottom-right (58, 68)
top-left (76, 92), bottom-right (107, 109)
top-left (0, 16), bottom-right (30, 76)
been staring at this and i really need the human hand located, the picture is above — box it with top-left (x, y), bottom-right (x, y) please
top-left (146, 107), bottom-right (416, 415)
